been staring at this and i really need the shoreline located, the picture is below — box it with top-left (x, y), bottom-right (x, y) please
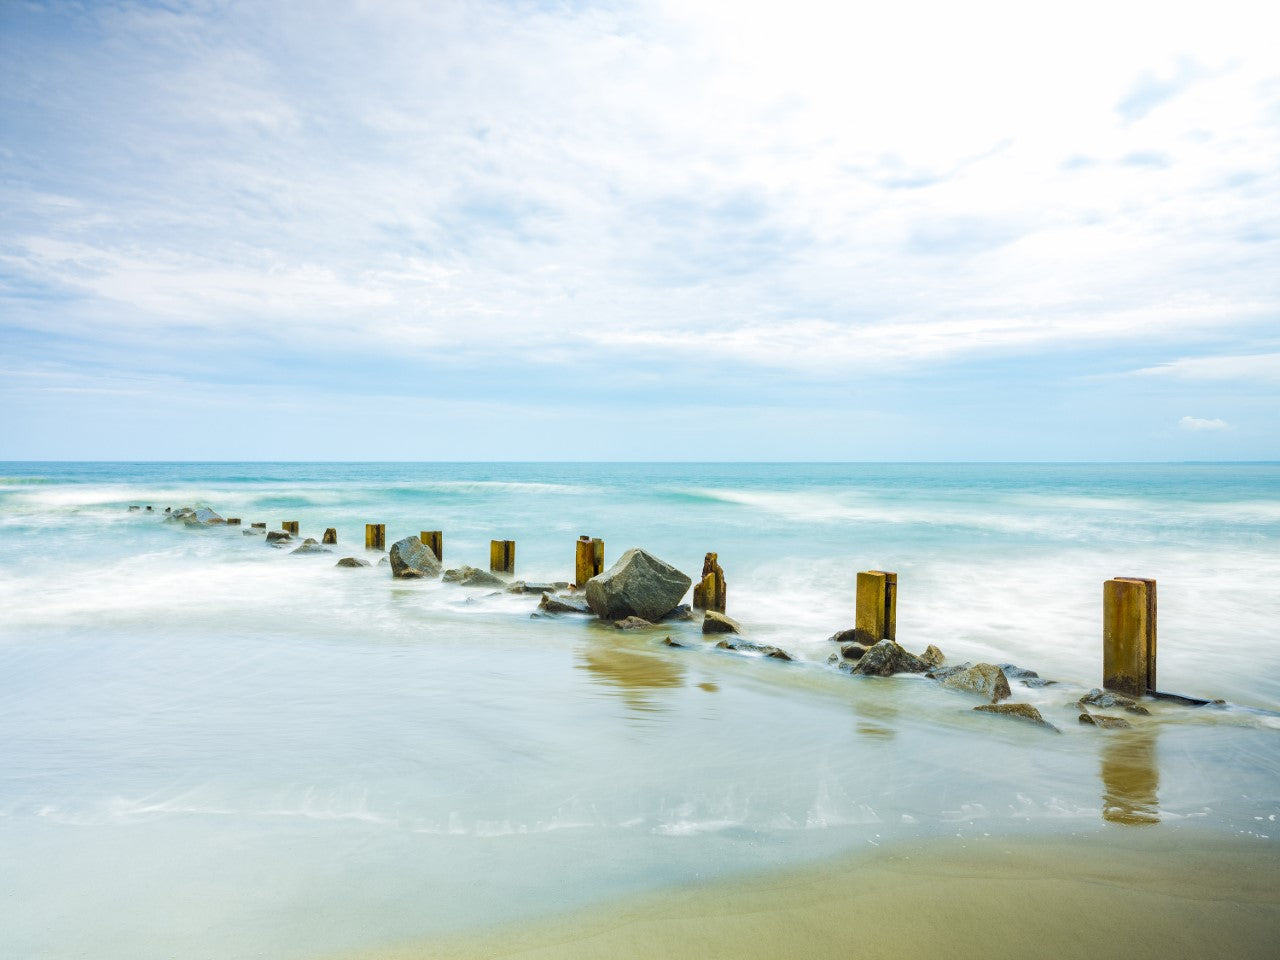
top-left (340, 825), bottom-right (1280, 960)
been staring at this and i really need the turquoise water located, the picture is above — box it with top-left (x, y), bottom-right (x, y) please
top-left (1, 462), bottom-right (1278, 958)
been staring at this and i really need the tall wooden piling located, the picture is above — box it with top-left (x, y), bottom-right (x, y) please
top-left (490, 539), bottom-right (516, 575)
top-left (322, 527), bottom-right (337, 544)
top-left (282, 520), bottom-right (300, 536)
top-left (854, 570), bottom-right (897, 645)
top-left (420, 531), bottom-right (443, 562)
top-left (365, 523), bottom-right (386, 550)
top-left (1103, 577), bottom-right (1157, 697)
top-left (575, 535), bottom-right (604, 586)
top-left (692, 552), bottom-right (727, 613)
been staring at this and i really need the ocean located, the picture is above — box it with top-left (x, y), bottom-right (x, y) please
top-left (1, 462), bottom-right (1277, 958)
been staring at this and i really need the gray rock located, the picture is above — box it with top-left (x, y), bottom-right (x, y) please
top-left (662, 636), bottom-right (686, 648)
top-left (975, 703), bottom-right (1059, 731)
top-left (389, 536), bottom-right (442, 579)
top-left (922, 644), bottom-right (945, 668)
top-left (1078, 688), bottom-right (1150, 715)
top-left (291, 538), bottom-right (332, 555)
top-left (940, 663), bottom-right (1011, 702)
top-left (716, 638), bottom-right (792, 661)
top-left (128, 505), bottom-right (140, 512)
top-left (614, 616), bottom-right (656, 630)
top-left (336, 557), bottom-right (371, 568)
top-left (585, 548), bottom-right (692, 622)
top-left (662, 604), bottom-right (694, 622)
top-left (442, 565), bottom-right (505, 588)
top-left (845, 640), bottom-right (928, 677)
top-left (193, 507), bottom-right (223, 524)
top-left (1079, 710), bottom-right (1132, 729)
top-left (242, 529), bottom-right (259, 536)
top-left (538, 593), bottom-right (592, 615)
top-left (508, 581), bottom-right (566, 594)
top-left (265, 530), bottom-right (293, 545)
top-left (840, 642), bottom-right (870, 661)
top-left (828, 628), bottom-right (861, 644)
top-left (702, 611), bottom-right (740, 634)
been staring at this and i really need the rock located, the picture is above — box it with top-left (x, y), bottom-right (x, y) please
top-left (716, 638), bottom-right (792, 661)
top-left (975, 703), bottom-right (1059, 731)
top-left (538, 593), bottom-right (592, 615)
top-left (128, 505), bottom-right (140, 512)
top-left (1000, 663), bottom-right (1039, 680)
top-left (1079, 711), bottom-right (1132, 729)
top-left (702, 611), bottom-right (740, 634)
top-left (1078, 688), bottom-right (1150, 715)
top-left (922, 644), bottom-right (945, 668)
top-left (242, 529), bottom-right (259, 536)
top-left (614, 616), bottom-right (656, 630)
top-left (662, 604), bottom-right (694, 622)
top-left (828, 628), bottom-right (861, 644)
top-left (940, 663), bottom-right (1011, 702)
top-left (662, 636), bottom-right (686, 648)
top-left (508, 581), bottom-right (565, 594)
top-left (165, 506), bottom-right (195, 522)
top-left (442, 565), bottom-right (505, 588)
top-left (193, 507), bottom-right (224, 524)
top-left (389, 536), bottom-right (442, 579)
top-left (336, 557), bottom-right (371, 568)
top-left (845, 640), bottom-right (928, 677)
top-left (840, 642), bottom-right (869, 660)
top-left (265, 530), bottom-right (293, 545)
top-left (291, 538), bottom-right (332, 555)
top-left (585, 548), bottom-right (692, 622)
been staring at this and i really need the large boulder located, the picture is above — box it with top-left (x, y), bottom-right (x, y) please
top-left (389, 536), bottom-right (442, 579)
top-left (844, 640), bottom-right (928, 676)
top-left (585, 548), bottom-right (691, 622)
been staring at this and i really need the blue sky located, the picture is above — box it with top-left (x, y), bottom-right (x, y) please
top-left (1, 0), bottom-right (1276, 460)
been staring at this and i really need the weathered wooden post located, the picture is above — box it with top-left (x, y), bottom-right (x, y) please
top-left (1103, 577), bottom-right (1157, 697)
top-left (854, 570), bottom-right (897, 645)
top-left (575, 535), bottom-right (604, 586)
top-left (282, 520), bottom-right (300, 536)
top-left (692, 552), bottom-right (727, 612)
top-left (420, 531), bottom-right (443, 562)
top-left (490, 539), bottom-right (516, 574)
top-left (365, 523), bottom-right (386, 550)
top-left (226, 518), bottom-right (241, 526)
top-left (322, 527), bottom-right (337, 544)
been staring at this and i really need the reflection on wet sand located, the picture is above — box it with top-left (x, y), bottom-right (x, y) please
top-left (576, 641), bottom-right (685, 715)
top-left (1101, 728), bottom-right (1160, 825)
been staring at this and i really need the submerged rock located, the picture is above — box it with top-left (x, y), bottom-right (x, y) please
top-left (662, 604), bottom-right (694, 622)
top-left (975, 702), bottom-right (1059, 731)
top-left (702, 610), bottom-right (740, 635)
top-left (389, 536), bottom-right (442, 579)
top-left (442, 565), bottom-right (505, 588)
top-left (265, 530), bottom-right (293, 545)
top-left (840, 642), bottom-right (869, 661)
top-left (828, 628), bottom-right (861, 644)
top-left (508, 581), bottom-right (567, 594)
top-left (662, 636), bottom-right (686, 648)
top-left (1079, 688), bottom-right (1150, 715)
top-left (1079, 710), bottom-right (1132, 729)
top-left (716, 638), bottom-right (792, 661)
top-left (585, 548), bottom-right (692, 622)
top-left (940, 663), bottom-right (1011, 702)
top-left (845, 640), bottom-right (928, 677)
top-left (921, 644), bottom-right (945, 668)
top-left (614, 616), bottom-right (656, 630)
top-left (291, 538), bottom-right (331, 555)
top-left (336, 557), bottom-right (371, 568)
top-left (538, 592), bottom-right (592, 615)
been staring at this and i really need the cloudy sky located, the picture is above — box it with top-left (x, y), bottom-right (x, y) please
top-left (1, 0), bottom-right (1276, 460)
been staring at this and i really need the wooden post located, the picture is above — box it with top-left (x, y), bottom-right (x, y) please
top-left (1103, 577), bottom-right (1156, 697)
top-left (575, 535), bottom-right (604, 586)
top-left (322, 527), bottom-right (337, 544)
top-left (490, 539), bottom-right (515, 574)
top-left (282, 520), bottom-right (300, 536)
top-left (420, 531), bottom-right (443, 561)
top-left (226, 518), bottom-right (241, 526)
top-left (365, 523), bottom-right (386, 550)
top-left (854, 570), bottom-right (897, 644)
top-left (692, 552), bottom-right (727, 612)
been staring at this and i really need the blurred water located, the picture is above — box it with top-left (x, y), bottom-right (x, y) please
top-left (1, 462), bottom-right (1277, 959)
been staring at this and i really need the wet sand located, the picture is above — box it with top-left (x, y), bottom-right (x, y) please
top-left (346, 827), bottom-right (1279, 960)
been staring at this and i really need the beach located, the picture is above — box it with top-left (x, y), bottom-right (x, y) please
top-left (1, 462), bottom-right (1277, 958)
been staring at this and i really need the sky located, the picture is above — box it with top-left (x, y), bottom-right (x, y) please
top-left (1, 0), bottom-right (1277, 461)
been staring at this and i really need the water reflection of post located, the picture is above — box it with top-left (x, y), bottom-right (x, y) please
top-left (1101, 729), bottom-right (1160, 825)
top-left (577, 641), bottom-right (686, 716)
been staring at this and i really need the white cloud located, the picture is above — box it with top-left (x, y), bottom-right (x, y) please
top-left (1135, 353), bottom-right (1280, 383)
top-left (1179, 416), bottom-right (1232, 432)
